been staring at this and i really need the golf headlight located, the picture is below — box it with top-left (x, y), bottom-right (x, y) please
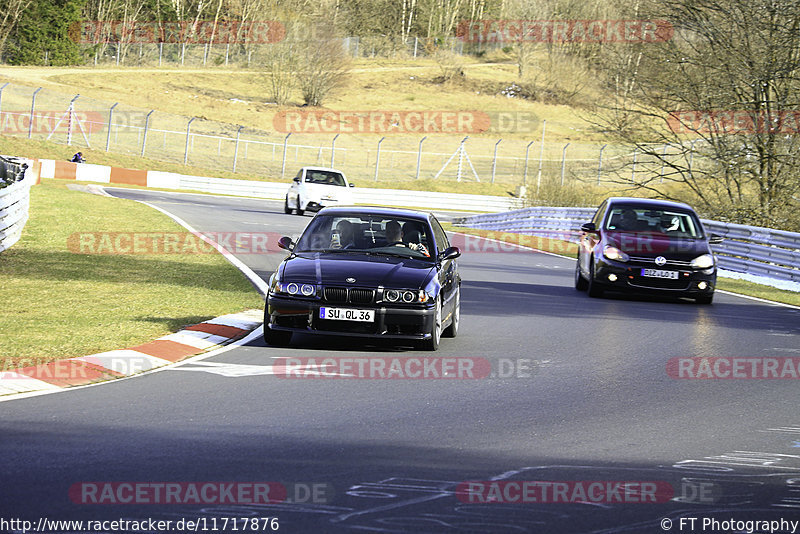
top-left (603, 245), bottom-right (629, 262)
top-left (691, 254), bottom-right (714, 269)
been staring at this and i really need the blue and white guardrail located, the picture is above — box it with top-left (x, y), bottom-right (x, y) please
top-left (454, 207), bottom-right (800, 289)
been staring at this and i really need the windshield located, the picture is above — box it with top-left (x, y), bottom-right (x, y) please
top-left (305, 170), bottom-right (347, 186)
top-left (604, 206), bottom-right (704, 239)
top-left (294, 214), bottom-right (434, 259)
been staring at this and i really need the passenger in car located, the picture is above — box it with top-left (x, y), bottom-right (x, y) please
top-left (335, 220), bottom-right (357, 249)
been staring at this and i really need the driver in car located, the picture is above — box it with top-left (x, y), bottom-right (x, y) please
top-left (386, 220), bottom-right (430, 256)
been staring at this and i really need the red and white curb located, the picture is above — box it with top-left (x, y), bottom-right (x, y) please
top-left (0, 309), bottom-right (262, 397)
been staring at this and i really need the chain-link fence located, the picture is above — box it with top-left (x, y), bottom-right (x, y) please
top-left (75, 37), bottom-right (470, 67)
top-left (0, 82), bottom-right (701, 189)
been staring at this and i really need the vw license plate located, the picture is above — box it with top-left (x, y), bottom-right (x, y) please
top-left (641, 268), bottom-right (679, 279)
top-left (320, 307), bottom-right (375, 322)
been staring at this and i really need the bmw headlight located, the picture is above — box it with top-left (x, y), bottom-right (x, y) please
top-left (274, 281), bottom-right (318, 297)
top-left (603, 245), bottom-right (629, 262)
top-left (691, 254), bottom-right (715, 269)
top-left (383, 289), bottom-right (428, 303)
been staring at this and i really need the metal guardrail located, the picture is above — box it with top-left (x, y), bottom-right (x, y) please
top-left (0, 156), bottom-right (31, 253)
top-left (455, 207), bottom-right (800, 284)
top-left (174, 174), bottom-right (524, 212)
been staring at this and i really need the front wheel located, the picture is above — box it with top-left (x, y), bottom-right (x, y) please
top-left (587, 258), bottom-right (604, 298)
top-left (295, 197), bottom-right (305, 216)
top-left (284, 196), bottom-right (292, 214)
top-left (442, 287), bottom-right (460, 338)
top-left (419, 298), bottom-right (442, 351)
top-left (264, 326), bottom-right (292, 346)
top-left (574, 257), bottom-right (588, 291)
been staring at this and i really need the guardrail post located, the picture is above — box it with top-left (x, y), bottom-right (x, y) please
top-left (536, 119), bottom-right (546, 196)
top-left (659, 144), bottom-right (668, 183)
top-left (141, 110), bottom-right (154, 157)
top-left (184, 117), bottom-right (196, 165)
top-left (28, 88), bottom-right (42, 139)
top-left (331, 134), bottom-right (339, 167)
top-left (456, 136), bottom-right (468, 182)
top-left (374, 136), bottom-right (386, 181)
top-left (233, 125), bottom-right (244, 172)
top-left (66, 94), bottom-right (80, 146)
top-left (523, 141), bottom-right (534, 186)
top-left (597, 144), bottom-right (607, 185)
top-left (106, 103), bottom-right (118, 152)
top-left (0, 83), bottom-right (9, 126)
top-left (491, 138), bottom-right (502, 184)
top-left (416, 136), bottom-right (427, 179)
top-left (560, 142), bottom-right (570, 186)
top-left (281, 133), bottom-right (291, 179)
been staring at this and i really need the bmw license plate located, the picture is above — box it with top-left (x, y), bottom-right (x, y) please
top-left (641, 268), bottom-right (679, 279)
top-left (320, 307), bottom-right (374, 322)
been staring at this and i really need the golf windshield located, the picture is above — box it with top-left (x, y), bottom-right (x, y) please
top-left (605, 207), bottom-right (704, 238)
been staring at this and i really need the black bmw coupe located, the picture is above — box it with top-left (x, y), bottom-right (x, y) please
top-left (264, 206), bottom-right (461, 350)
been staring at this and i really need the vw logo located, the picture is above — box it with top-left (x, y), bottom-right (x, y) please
top-left (655, 256), bottom-right (667, 266)
top-left (345, 277), bottom-right (356, 283)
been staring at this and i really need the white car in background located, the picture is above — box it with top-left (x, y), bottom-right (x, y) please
top-left (285, 166), bottom-right (355, 216)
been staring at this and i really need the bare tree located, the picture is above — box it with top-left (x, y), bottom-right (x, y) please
top-left (590, 0), bottom-right (800, 228)
top-left (263, 40), bottom-right (297, 104)
top-left (293, 23), bottom-right (351, 106)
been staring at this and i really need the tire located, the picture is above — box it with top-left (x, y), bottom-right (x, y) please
top-left (587, 258), bottom-right (604, 298)
top-left (295, 197), bottom-right (304, 216)
top-left (284, 196), bottom-right (292, 214)
top-left (695, 293), bottom-right (714, 305)
top-left (442, 287), bottom-right (460, 338)
top-left (264, 325), bottom-right (292, 346)
top-left (419, 298), bottom-right (442, 351)
top-left (574, 256), bottom-right (588, 291)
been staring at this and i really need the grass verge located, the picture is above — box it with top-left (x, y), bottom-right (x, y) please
top-left (0, 179), bottom-right (263, 368)
top-left (447, 225), bottom-right (800, 307)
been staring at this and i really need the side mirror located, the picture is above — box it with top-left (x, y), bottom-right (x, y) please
top-left (580, 222), bottom-right (597, 233)
top-left (292, 176), bottom-right (300, 183)
top-left (439, 246), bottom-right (461, 261)
top-left (709, 233), bottom-right (724, 245)
top-left (349, 183), bottom-right (355, 187)
top-left (277, 236), bottom-right (294, 251)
